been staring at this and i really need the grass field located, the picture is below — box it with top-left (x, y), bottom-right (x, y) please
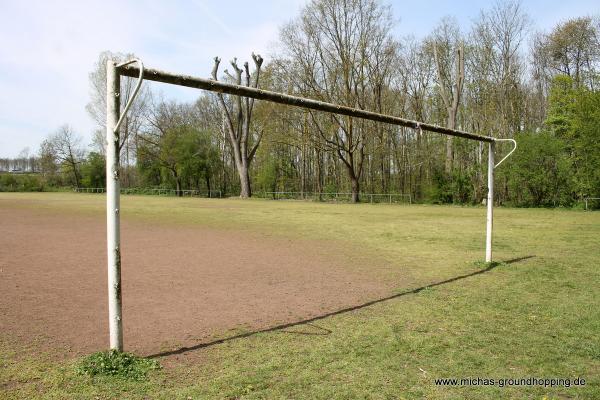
top-left (1, 192), bottom-right (599, 399)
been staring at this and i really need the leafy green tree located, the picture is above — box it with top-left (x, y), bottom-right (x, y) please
top-left (570, 87), bottom-right (600, 200)
top-left (545, 75), bottom-right (576, 139)
top-left (256, 159), bottom-right (278, 196)
top-left (545, 75), bottom-right (600, 202)
top-left (173, 127), bottom-right (220, 195)
top-left (138, 125), bottom-right (220, 196)
top-left (504, 131), bottom-right (573, 206)
top-left (81, 152), bottom-right (106, 188)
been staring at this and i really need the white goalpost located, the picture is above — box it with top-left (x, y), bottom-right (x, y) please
top-left (105, 57), bottom-right (516, 351)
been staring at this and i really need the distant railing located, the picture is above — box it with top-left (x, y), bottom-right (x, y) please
top-left (74, 187), bottom-right (106, 194)
top-left (584, 197), bottom-right (600, 211)
top-left (73, 187), bottom-right (410, 204)
top-left (257, 191), bottom-right (411, 204)
top-left (73, 187), bottom-right (222, 198)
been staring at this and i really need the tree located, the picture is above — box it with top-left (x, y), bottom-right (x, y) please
top-left (469, 0), bottom-right (529, 135)
top-left (545, 75), bottom-right (577, 138)
top-left (139, 99), bottom-right (221, 195)
top-left (81, 152), bottom-right (106, 188)
top-left (545, 75), bottom-right (600, 200)
top-left (534, 17), bottom-right (599, 89)
top-left (396, 38), bottom-right (436, 199)
top-left (278, 0), bottom-right (398, 202)
top-left (211, 54), bottom-right (265, 198)
top-left (504, 131), bottom-right (572, 206)
top-left (193, 95), bottom-right (233, 195)
top-left (571, 88), bottom-right (600, 200)
top-left (87, 51), bottom-right (151, 186)
top-left (40, 125), bottom-right (85, 188)
top-left (38, 141), bottom-right (60, 184)
top-left (429, 17), bottom-right (465, 174)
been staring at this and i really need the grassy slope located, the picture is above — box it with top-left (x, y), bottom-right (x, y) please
top-left (1, 192), bottom-right (599, 399)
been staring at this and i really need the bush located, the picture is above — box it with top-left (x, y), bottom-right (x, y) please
top-left (76, 350), bottom-right (161, 381)
top-left (0, 173), bottom-right (44, 192)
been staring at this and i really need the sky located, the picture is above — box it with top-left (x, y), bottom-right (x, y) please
top-left (0, 0), bottom-right (598, 157)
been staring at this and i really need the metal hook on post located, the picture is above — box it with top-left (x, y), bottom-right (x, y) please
top-left (485, 137), bottom-right (517, 263)
top-left (114, 58), bottom-right (144, 133)
top-left (494, 138), bottom-right (517, 169)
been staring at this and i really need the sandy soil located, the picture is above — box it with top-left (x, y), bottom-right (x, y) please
top-left (0, 203), bottom-right (396, 359)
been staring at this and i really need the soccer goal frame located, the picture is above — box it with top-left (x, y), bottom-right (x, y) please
top-left (105, 58), bottom-right (516, 351)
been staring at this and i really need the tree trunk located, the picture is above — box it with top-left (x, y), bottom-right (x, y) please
top-left (433, 43), bottom-right (464, 176)
top-left (445, 109), bottom-right (455, 174)
top-left (72, 165), bottom-right (81, 189)
top-left (171, 169), bottom-right (182, 197)
top-left (212, 55), bottom-right (263, 200)
top-left (315, 148), bottom-right (323, 201)
top-left (205, 174), bottom-right (211, 197)
top-left (239, 163), bottom-right (251, 198)
top-left (176, 177), bottom-right (182, 197)
top-left (349, 169), bottom-right (360, 203)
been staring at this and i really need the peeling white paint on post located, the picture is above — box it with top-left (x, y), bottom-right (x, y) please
top-left (106, 60), bottom-right (123, 351)
top-left (485, 141), bottom-right (495, 263)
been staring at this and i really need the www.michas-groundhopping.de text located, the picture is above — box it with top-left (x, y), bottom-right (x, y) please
top-left (434, 376), bottom-right (586, 388)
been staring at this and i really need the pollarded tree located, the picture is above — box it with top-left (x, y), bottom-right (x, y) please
top-left (211, 54), bottom-right (264, 198)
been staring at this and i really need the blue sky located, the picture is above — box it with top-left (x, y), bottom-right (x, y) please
top-left (0, 0), bottom-right (598, 157)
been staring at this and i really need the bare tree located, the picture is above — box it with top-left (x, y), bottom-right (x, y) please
top-left (41, 125), bottom-right (85, 188)
top-left (470, 0), bottom-right (530, 135)
top-left (430, 18), bottom-right (465, 174)
top-left (87, 51), bottom-right (151, 186)
top-left (278, 0), bottom-right (398, 202)
top-left (211, 54), bottom-right (264, 198)
top-left (397, 37), bottom-right (435, 197)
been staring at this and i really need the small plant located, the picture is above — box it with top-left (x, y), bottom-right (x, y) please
top-left (473, 260), bottom-right (504, 269)
top-left (76, 349), bottom-right (161, 381)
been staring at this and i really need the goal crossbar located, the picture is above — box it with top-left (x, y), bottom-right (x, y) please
top-left (118, 64), bottom-right (494, 143)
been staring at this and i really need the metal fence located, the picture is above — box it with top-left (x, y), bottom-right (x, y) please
top-left (74, 187), bottom-right (410, 203)
top-left (74, 187), bottom-right (222, 198)
top-left (584, 197), bottom-right (600, 210)
top-left (257, 191), bottom-right (411, 204)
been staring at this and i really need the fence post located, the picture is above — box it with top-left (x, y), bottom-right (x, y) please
top-left (106, 60), bottom-right (123, 351)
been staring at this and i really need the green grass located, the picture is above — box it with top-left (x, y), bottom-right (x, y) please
top-left (1, 192), bottom-right (599, 399)
top-left (76, 350), bottom-right (161, 381)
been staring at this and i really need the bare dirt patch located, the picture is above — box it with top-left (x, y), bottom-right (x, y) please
top-left (0, 202), bottom-right (398, 360)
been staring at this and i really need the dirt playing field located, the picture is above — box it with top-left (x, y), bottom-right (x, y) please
top-left (0, 200), bottom-right (397, 360)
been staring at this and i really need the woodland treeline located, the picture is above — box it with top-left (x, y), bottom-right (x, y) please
top-left (2, 0), bottom-right (599, 207)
